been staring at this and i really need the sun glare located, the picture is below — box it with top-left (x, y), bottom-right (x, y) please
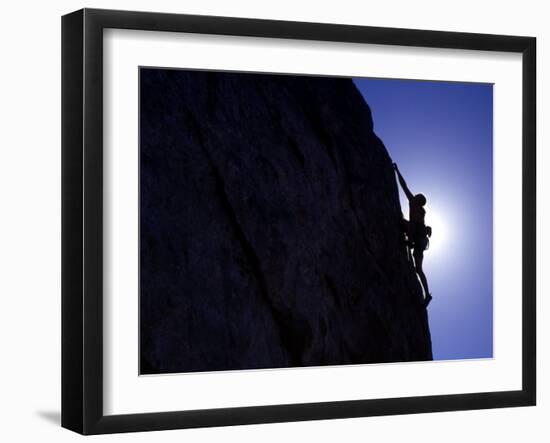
top-left (425, 208), bottom-right (448, 256)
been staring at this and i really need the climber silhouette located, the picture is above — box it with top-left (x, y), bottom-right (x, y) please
top-left (393, 163), bottom-right (432, 307)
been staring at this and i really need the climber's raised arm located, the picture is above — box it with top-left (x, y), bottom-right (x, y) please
top-left (393, 163), bottom-right (414, 202)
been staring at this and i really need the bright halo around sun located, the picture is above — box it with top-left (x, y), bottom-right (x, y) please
top-left (424, 208), bottom-right (448, 256)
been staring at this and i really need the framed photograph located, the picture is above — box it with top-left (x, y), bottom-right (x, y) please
top-left (62, 8), bottom-right (536, 435)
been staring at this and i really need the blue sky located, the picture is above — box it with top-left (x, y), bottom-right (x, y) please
top-left (353, 78), bottom-right (493, 360)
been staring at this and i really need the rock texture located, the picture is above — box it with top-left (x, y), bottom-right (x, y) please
top-left (139, 69), bottom-right (432, 374)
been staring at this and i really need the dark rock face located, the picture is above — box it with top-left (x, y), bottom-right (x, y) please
top-left (140, 69), bottom-right (432, 374)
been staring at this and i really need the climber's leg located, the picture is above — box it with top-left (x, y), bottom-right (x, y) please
top-left (401, 219), bottom-right (410, 243)
top-left (401, 220), bottom-right (413, 263)
top-left (414, 249), bottom-right (431, 306)
top-left (406, 243), bottom-right (413, 263)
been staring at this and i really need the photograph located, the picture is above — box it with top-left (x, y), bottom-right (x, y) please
top-left (139, 68), bottom-right (493, 375)
top-left (0, 1), bottom-right (542, 440)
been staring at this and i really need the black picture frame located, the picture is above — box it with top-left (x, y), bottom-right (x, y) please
top-left (62, 8), bottom-right (536, 435)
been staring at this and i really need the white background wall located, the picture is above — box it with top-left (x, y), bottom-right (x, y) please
top-left (0, 0), bottom-right (546, 441)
